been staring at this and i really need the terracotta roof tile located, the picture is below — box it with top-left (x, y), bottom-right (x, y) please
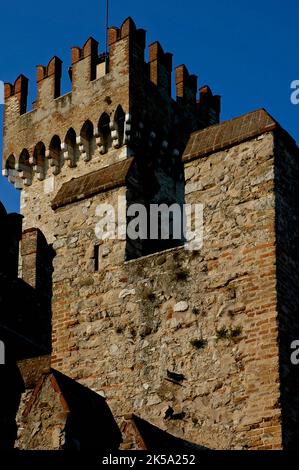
top-left (52, 158), bottom-right (133, 210)
top-left (183, 108), bottom-right (277, 162)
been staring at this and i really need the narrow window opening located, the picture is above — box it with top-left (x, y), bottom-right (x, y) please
top-left (94, 245), bottom-right (100, 272)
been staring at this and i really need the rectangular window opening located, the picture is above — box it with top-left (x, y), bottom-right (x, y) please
top-left (94, 245), bottom-right (100, 272)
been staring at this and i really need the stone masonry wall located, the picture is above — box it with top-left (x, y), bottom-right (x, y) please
top-left (17, 377), bottom-right (68, 450)
top-left (48, 131), bottom-right (282, 450)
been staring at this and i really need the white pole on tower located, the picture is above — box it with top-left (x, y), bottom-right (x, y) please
top-left (105, 0), bottom-right (109, 70)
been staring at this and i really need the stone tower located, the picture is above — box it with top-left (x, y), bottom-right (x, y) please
top-left (2, 17), bottom-right (299, 450)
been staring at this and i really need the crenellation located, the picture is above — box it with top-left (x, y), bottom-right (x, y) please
top-left (197, 85), bottom-right (221, 129)
top-left (120, 16), bottom-right (136, 39)
top-left (71, 37), bottom-right (99, 90)
top-left (108, 26), bottom-right (120, 46)
top-left (175, 64), bottom-right (197, 101)
top-left (36, 56), bottom-right (62, 105)
top-left (149, 42), bottom-right (173, 96)
top-left (175, 65), bottom-right (198, 140)
top-left (119, 17), bottom-right (146, 51)
top-left (4, 74), bottom-right (29, 116)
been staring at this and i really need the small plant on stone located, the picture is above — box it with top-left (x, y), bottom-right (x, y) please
top-left (175, 268), bottom-right (189, 281)
top-left (115, 324), bottom-right (124, 335)
top-left (190, 338), bottom-right (207, 350)
top-left (139, 324), bottom-right (152, 338)
top-left (130, 327), bottom-right (137, 338)
top-left (216, 327), bottom-right (231, 340)
top-left (171, 411), bottom-right (186, 421)
top-left (133, 263), bottom-right (144, 277)
top-left (141, 286), bottom-right (156, 302)
top-left (216, 326), bottom-right (243, 341)
top-left (230, 326), bottom-right (243, 338)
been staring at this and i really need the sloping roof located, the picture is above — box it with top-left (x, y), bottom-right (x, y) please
top-left (22, 369), bottom-right (122, 450)
top-left (183, 108), bottom-right (277, 163)
top-left (52, 158), bottom-right (133, 210)
top-left (121, 414), bottom-right (208, 451)
top-left (23, 369), bottom-right (117, 421)
top-left (0, 201), bottom-right (7, 218)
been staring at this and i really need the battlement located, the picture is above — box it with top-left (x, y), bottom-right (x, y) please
top-left (149, 42), bottom-right (173, 96)
top-left (35, 56), bottom-right (62, 105)
top-left (197, 85), bottom-right (221, 129)
top-left (108, 17), bottom-right (146, 49)
top-left (4, 75), bottom-right (28, 115)
top-left (3, 17), bottom-right (220, 191)
top-left (175, 64), bottom-right (198, 101)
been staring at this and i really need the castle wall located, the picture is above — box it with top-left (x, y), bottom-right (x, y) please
top-left (48, 132), bottom-right (282, 450)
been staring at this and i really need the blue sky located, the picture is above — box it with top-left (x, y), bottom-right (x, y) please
top-left (0, 0), bottom-right (298, 213)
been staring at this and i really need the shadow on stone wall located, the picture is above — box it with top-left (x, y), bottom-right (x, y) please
top-left (19, 370), bottom-right (122, 451)
top-left (0, 202), bottom-right (55, 449)
top-left (275, 133), bottom-right (299, 449)
top-left (0, 351), bottom-right (24, 449)
top-left (56, 371), bottom-right (122, 451)
top-left (125, 152), bottom-right (185, 261)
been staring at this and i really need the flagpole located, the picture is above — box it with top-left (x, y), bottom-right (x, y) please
top-left (105, 0), bottom-right (109, 71)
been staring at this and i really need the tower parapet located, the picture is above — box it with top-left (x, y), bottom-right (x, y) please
top-left (3, 17), bottom-right (220, 191)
